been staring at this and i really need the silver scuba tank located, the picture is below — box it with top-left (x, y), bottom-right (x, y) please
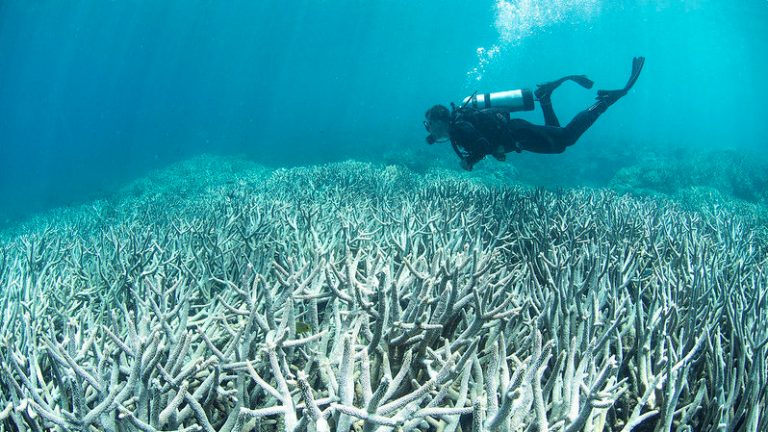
top-left (462, 89), bottom-right (535, 112)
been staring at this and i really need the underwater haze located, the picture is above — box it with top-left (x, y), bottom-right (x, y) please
top-left (1, 0), bottom-right (767, 224)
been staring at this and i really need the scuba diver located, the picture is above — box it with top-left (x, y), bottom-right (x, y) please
top-left (424, 57), bottom-right (645, 171)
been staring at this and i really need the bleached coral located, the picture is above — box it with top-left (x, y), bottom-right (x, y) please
top-left (0, 160), bottom-right (766, 431)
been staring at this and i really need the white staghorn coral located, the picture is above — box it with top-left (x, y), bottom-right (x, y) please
top-left (0, 158), bottom-right (766, 432)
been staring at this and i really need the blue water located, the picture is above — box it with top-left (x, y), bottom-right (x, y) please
top-left (1, 0), bottom-right (767, 225)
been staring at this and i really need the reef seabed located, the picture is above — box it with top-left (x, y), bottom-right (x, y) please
top-left (0, 162), bottom-right (766, 431)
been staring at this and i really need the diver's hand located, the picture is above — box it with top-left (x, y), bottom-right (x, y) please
top-left (492, 145), bottom-right (506, 161)
top-left (460, 159), bottom-right (473, 171)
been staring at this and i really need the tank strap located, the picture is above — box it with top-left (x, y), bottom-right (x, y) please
top-left (459, 91), bottom-right (478, 110)
top-left (481, 93), bottom-right (492, 109)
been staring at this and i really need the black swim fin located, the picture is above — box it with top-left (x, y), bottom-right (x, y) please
top-left (535, 74), bottom-right (594, 100)
top-left (596, 56), bottom-right (645, 105)
top-left (570, 74), bottom-right (595, 90)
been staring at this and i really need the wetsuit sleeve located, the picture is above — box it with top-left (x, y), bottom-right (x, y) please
top-left (451, 120), bottom-right (493, 170)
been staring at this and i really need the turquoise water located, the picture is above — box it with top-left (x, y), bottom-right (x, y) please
top-left (1, 0), bottom-right (767, 222)
top-left (2, 3), bottom-right (768, 430)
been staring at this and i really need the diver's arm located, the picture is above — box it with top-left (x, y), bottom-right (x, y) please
top-left (461, 143), bottom-right (488, 170)
top-left (453, 121), bottom-right (492, 170)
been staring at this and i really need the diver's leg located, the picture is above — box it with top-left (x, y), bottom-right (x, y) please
top-left (522, 104), bottom-right (606, 151)
top-left (560, 57), bottom-right (646, 147)
top-left (560, 109), bottom-right (602, 146)
top-left (508, 106), bottom-right (603, 152)
top-left (538, 98), bottom-right (561, 127)
top-left (534, 74), bottom-right (594, 127)
top-left (508, 120), bottom-right (570, 154)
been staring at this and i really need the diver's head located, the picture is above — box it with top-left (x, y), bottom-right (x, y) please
top-left (424, 104), bottom-right (450, 144)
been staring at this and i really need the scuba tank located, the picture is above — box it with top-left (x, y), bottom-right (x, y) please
top-left (462, 89), bottom-right (535, 112)
top-left (424, 88), bottom-right (534, 145)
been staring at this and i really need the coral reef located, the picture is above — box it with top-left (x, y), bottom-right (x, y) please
top-left (609, 148), bottom-right (768, 204)
top-left (1, 159), bottom-right (767, 431)
top-left (389, 139), bottom-right (768, 211)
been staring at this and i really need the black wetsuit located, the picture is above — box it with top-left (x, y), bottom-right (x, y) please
top-left (449, 102), bottom-right (605, 170)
